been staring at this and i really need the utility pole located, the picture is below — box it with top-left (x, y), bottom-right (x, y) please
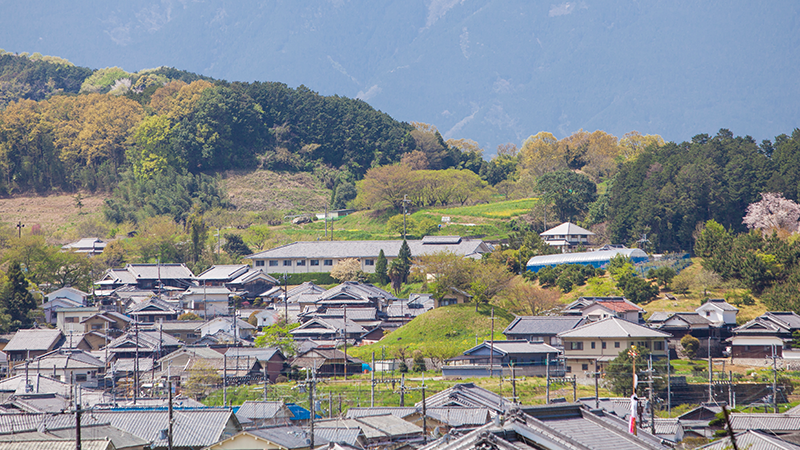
top-left (264, 363), bottom-right (269, 401)
top-left (402, 195), bottom-right (410, 239)
top-left (168, 379), bottom-right (174, 450)
top-left (545, 354), bottom-right (550, 404)
top-left (708, 336), bottom-right (713, 404)
top-left (489, 307), bottom-right (495, 378)
top-left (308, 367), bottom-right (316, 450)
top-left (666, 338), bottom-right (671, 416)
top-left (223, 353), bottom-right (227, 407)
top-left (371, 352), bottom-right (376, 407)
top-left (343, 305), bottom-right (348, 381)
top-left (648, 354), bottom-right (655, 436)
top-left (590, 360), bottom-right (600, 409)
top-left (134, 322), bottom-right (139, 405)
top-left (15, 221), bottom-right (24, 238)
top-left (75, 394), bottom-right (82, 450)
top-left (400, 374), bottom-right (405, 406)
top-left (772, 344), bottom-right (779, 413)
top-left (511, 363), bottom-right (517, 403)
top-left (283, 273), bottom-right (288, 325)
top-left (421, 374), bottom-right (428, 444)
top-left (324, 205), bottom-right (328, 237)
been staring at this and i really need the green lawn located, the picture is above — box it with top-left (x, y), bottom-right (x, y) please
top-left (432, 198), bottom-right (539, 219)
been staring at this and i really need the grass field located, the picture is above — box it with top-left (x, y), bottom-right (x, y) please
top-left (433, 198), bottom-right (539, 219)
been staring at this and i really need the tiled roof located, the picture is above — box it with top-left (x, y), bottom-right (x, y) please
top-left (729, 413), bottom-right (800, 433)
top-left (0, 439), bottom-right (113, 450)
top-left (28, 349), bottom-right (104, 370)
top-left (291, 317), bottom-right (366, 335)
top-left (91, 408), bottom-right (238, 448)
top-left (315, 415), bottom-right (422, 439)
top-left (4, 329), bottom-right (62, 352)
top-left (236, 401), bottom-right (292, 420)
top-left (312, 428), bottom-right (364, 447)
top-left (247, 426), bottom-right (322, 449)
top-left (503, 316), bottom-right (586, 336)
top-left (558, 317), bottom-right (671, 339)
top-left (462, 341), bottom-right (559, 357)
top-left (225, 347), bottom-right (282, 362)
top-left (699, 298), bottom-right (739, 312)
top-left (420, 383), bottom-right (514, 414)
top-left (124, 263), bottom-right (195, 280)
top-left (196, 264), bottom-right (250, 281)
top-left (347, 407), bottom-right (490, 427)
top-left (699, 429), bottom-right (800, 450)
top-left (245, 238), bottom-right (493, 260)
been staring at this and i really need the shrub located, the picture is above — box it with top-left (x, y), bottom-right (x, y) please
top-left (681, 334), bottom-right (701, 359)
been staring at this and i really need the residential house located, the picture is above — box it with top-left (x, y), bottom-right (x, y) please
top-left (652, 312), bottom-right (712, 339)
top-left (199, 316), bottom-right (257, 340)
top-left (204, 426), bottom-right (361, 450)
top-left (196, 264), bottom-right (278, 299)
top-left (502, 316), bottom-right (586, 347)
top-left (105, 329), bottom-right (181, 360)
top-left (96, 263), bottom-right (195, 291)
top-left (60, 331), bottom-right (109, 352)
top-left (700, 430), bottom-right (800, 450)
top-left (61, 237), bottom-right (107, 255)
top-left (314, 415), bottom-right (423, 448)
top-left (42, 287), bottom-right (89, 324)
top-left (308, 282), bottom-right (397, 313)
top-left (290, 317), bottom-right (366, 343)
top-left (195, 330), bottom-right (253, 347)
top-left (696, 298), bottom-right (739, 327)
top-left (540, 222), bottom-right (595, 250)
top-left (225, 347), bottom-right (288, 383)
top-left (443, 340), bottom-right (561, 378)
top-left (126, 297), bottom-right (180, 323)
top-left (386, 294), bottom-right (434, 325)
top-left (421, 383), bottom-right (516, 416)
top-left (234, 401), bottom-right (295, 427)
top-left (244, 236), bottom-right (493, 274)
top-left (154, 346), bottom-right (225, 384)
top-left (292, 348), bottom-right (363, 377)
top-left (4, 329), bottom-right (63, 363)
top-left (557, 317), bottom-right (671, 378)
top-left (261, 281), bottom-right (327, 305)
top-left (79, 311), bottom-right (132, 337)
top-left (729, 311), bottom-right (800, 359)
top-left (435, 287), bottom-right (472, 308)
top-left (156, 320), bottom-right (204, 344)
top-left (12, 349), bottom-right (104, 388)
top-left (422, 403), bottom-right (670, 450)
top-left (562, 297), bottom-right (645, 323)
top-left (0, 374), bottom-right (112, 405)
top-left (56, 306), bottom-right (100, 333)
top-left (346, 406), bottom-right (490, 433)
top-left (90, 408), bottom-right (242, 450)
top-left (178, 285), bottom-right (233, 318)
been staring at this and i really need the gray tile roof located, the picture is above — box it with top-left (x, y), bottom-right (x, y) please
top-left (700, 298), bottom-right (739, 311)
top-left (236, 401), bottom-right (292, 420)
top-left (312, 427), bottom-right (364, 447)
top-left (291, 317), bottom-right (366, 335)
top-left (557, 317), bottom-right (671, 339)
top-left (196, 264), bottom-right (250, 281)
top-left (91, 408), bottom-right (239, 448)
top-left (541, 222), bottom-right (595, 237)
top-left (420, 383), bottom-right (514, 414)
top-left (125, 263), bottom-right (195, 280)
top-left (0, 439), bottom-right (113, 450)
top-left (4, 329), bottom-right (62, 352)
top-left (462, 341), bottom-right (559, 357)
top-left (347, 407), bottom-right (490, 428)
top-left (27, 349), bottom-right (104, 370)
top-left (503, 316), bottom-right (586, 336)
top-left (729, 413), bottom-right (800, 433)
top-left (225, 347), bottom-right (282, 362)
top-left (247, 426), bottom-right (322, 449)
top-left (699, 429), bottom-right (800, 450)
top-left (246, 238), bottom-right (493, 260)
top-left (315, 415), bottom-right (422, 439)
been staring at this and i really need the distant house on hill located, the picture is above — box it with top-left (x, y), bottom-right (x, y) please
top-left (540, 222), bottom-right (595, 250)
top-left (61, 237), bottom-right (106, 255)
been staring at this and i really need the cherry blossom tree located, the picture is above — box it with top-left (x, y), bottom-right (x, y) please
top-left (743, 193), bottom-right (800, 235)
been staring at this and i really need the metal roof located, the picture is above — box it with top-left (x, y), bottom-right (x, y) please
top-left (540, 222), bottom-right (595, 237)
top-left (558, 317), bottom-right (671, 339)
top-left (503, 316), bottom-right (586, 336)
top-left (527, 248), bottom-right (648, 269)
top-left (245, 238), bottom-right (493, 260)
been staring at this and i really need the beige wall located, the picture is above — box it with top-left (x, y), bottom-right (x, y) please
top-left (253, 256), bottom-right (397, 274)
top-left (207, 433), bottom-right (292, 450)
top-left (562, 336), bottom-right (668, 378)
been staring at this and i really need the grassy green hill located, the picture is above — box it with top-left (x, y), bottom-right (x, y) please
top-left (349, 303), bottom-right (515, 361)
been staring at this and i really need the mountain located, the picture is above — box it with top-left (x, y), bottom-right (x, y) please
top-left (1, 0), bottom-right (799, 154)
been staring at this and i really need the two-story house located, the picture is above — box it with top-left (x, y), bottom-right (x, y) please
top-left (558, 317), bottom-right (671, 378)
top-left (563, 297), bottom-right (645, 323)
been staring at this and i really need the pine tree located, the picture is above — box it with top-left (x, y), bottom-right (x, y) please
top-left (3, 262), bottom-right (36, 330)
top-left (397, 240), bottom-right (412, 283)
top-left (375, 249), bottom-right (388, 284)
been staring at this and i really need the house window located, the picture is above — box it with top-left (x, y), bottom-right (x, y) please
top-left (602, 342), bottom-right (607, 349)
top-left (75, 374), bottom-right (87, 382)
top-left (283, 260), bottom-right (292, 266)
top-left (310, 260), bottom-right (319, 266)
top-left (569, 342), bottom-right (583, 350)
top-left (566, 366), bottom-right (572, 373)
top-left (187, 333), bottom-right (198, 339)
top-left (66, 317), bottom-right (77, 323)
top-left (297, 260), bottom-right (306, 266)
top-left (324, 260), bottom-right (333, 266)
top-left (91, 324), bottom-right (102, 330)
top-left (582, 364), bottom-right (589, 371)
top-left (365, 259), bottom-right (374, 266)
top-left (268, 260), bottom-right (278, 267)
top-left (615, 342), bottom-right (620, 348)
top-left (255, 260), bottom-right (265, 267)
top-left (654, 341), bottom-right (664, 351)
top-left (591, 342), bottom-right (596, 349)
